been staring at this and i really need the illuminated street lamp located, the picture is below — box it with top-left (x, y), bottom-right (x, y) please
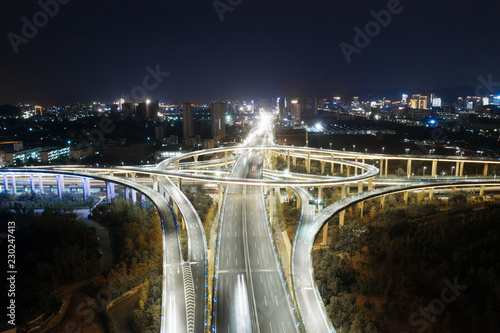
top-left (306, 140), bottom-right (309, 147)
top-left (352, 144), bottom-right (355, 151)
top-left (451, 166), bottom-right (455, 175)
top-left (423, 166), bottom-right (427, 176)
top-left (330, 142), bottom-right (332, 150)
top-left (405, 148), bottom-right (410, 154)
top-left (382, 147), bottom-right (385, 154)
top-left (365, 148), bottom-right (368, 154)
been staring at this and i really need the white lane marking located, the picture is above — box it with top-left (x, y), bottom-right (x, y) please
top-left (264, 295), bottom-right (268, 306)
top-left (269, 322), bottom-right (274, 333)
top-left (275, 295), bottom-right (278, 306)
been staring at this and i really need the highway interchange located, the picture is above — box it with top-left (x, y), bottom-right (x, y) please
top-left (3, 115), bottom-right (500, 333)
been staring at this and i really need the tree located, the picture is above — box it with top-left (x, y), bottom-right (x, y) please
top-left (395, 168), bottom-right (406, 177)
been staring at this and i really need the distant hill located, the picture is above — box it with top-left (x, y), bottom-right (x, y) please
top-left (0, 104), bottom-right (21, 117)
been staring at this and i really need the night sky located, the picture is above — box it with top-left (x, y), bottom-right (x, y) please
top-left (1, 0), bottom-right (500, 104)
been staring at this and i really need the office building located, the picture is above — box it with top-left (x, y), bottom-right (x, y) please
top-left (290, 100), bottom-right (301, 125)
top-left (183, 103), bottom-right (195, 139)
top-left (211, 102), bottom-right (226, 142)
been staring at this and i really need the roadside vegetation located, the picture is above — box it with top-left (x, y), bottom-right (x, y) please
top-left (0, 206), bottom-right (99, 325)
top-left (314, 193), bottom-right (500, 332)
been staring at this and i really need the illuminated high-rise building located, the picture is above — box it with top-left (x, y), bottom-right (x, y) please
top-left (432, 98), bottom-right (442, 107)
top-left (419, 96), bottom-right (428, 110)
top-left (290, 100), bottom-right (301, 125)
top-left (402, 94), bottom-right (408, 104)
top-left (278, 97), bottom-right (287, 121)
top-left (211, 102), bottom-right (226, 142)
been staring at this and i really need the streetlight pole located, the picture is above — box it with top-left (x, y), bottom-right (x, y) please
top-left (330, 142), bottom-right (332, 150)
top-left (382, 147), bottom-right (385, 154)
top-left (423, 166), bottom-right (427, 177)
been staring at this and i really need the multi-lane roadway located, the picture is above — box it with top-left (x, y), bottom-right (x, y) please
top-left (214, 130), bottom-right (298, 332)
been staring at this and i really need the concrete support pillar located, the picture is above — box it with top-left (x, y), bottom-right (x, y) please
top-left (357, 181), bottom-right (363, 194)
top-left (82, 178), bottom-right (91, 200)
top-left (451, 187), bottom-right (457, 193)
top-left (194, 155), bottom-right (198, 167)
top-left (224, 151), bottom-right (229, 169)
top-left (339, 210), bottom-right (345, 227)
top-left (355, 165), bottom-right (358, 176)
top-left (106, 182), bottom-right (115, 202)
top-left (131, 189), bottom-right (137, 203)
top-left (431, 160), bottom-right (438, 177)
top-left (287, 150), bottom-right (290, 170)
top-left (368, 178), bottom-right (374, 191)
top-left (380, 195), bottom-right (386, 210)
top-left (340, 163), bottom-right (344, 174)
top-left (56, 175), bottom-right (64, 199)
top-left (341, 184), bottom-right (347, 199)
top-left (296, 192), bottom-right (301, 208)
top-left (331, 161), bottom-right (334, 174)
top-left (292, 156), bottom-right (297, 167)
top-left (407, 160), bottom-right (412, 177)
top-left (385, 159), bottom-right (389, 177)
top-left (429, 188), bottom-right (434, 200)
top-left (175, 160), bottom-right (179, 171)
top-left (346, 184), bottom-right (351, 196)
top-left (322, 223), bottom-right (328, 245)
top-left (346, 166), bottom-right (351, 177)
top-left (125, 187), bottom-right (130, 200)
top-left (455, 162), bottom-right (460, 176)
top-left (30, 174), bottom-right (36, 192)
top-left (38, 175), bottom-right (43, 194)
top-left (129, 172), bottom-right (136, 182)
top-left (286, 188), bottom-right (292, 203)
top-left (479, 185), bottom-right (485, 198)
top-left (11, 174), bottom-right (17, 195)
top-left (152, 175), bottom-right (158, 191)
top-left (379, 159), bottom-right (384, 177)
top-left (3, 174), bottom-right (9, 192)
top-left (483, 164), bottom-right (489, 177)
top-left (320, 161), bottom-right (325, 174)
top-left (404, 191), bottom-right (409, 204)
top-left (359, 201), bottom-right (364, 218)
top-left (318, 186), bottom-right (323, 211)
top-left (306, 152), bottom-right (311, 174)
top-left (459, 162), bottom-right (465, 176)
